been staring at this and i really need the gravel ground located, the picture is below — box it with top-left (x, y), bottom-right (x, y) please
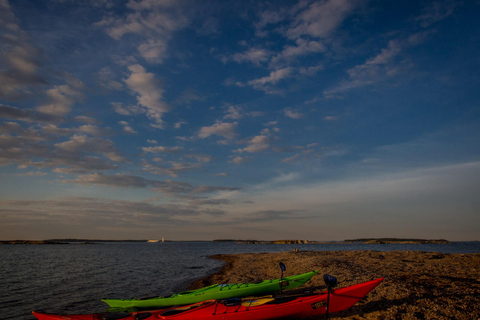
top-left (189, 250), bottom-right (480, 319)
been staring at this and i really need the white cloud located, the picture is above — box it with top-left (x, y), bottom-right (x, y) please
top-left (119, 121), bottom-right (137, 134)
top-left (55, 134), bottom-right (124, 162)
top-left (232, 48), bottom-right (271, 65)
top-left (142, 160), bottom-right (202, 177)
top-left (299, 64), bottom-right (324, 76)
top-left (0, 0), bottom-right (45, 100)
top-left (77, 125), bottom-right (110, 136)
top-left (224, 105), bottom-right (243, 120)
top-left (0, 105), bottom-right (63, 123)
top-left (74, 116), bottom-right (101, 125)
top-left (284, 108), bottom-right (303, 119)
top-left (174, 121), bottom-right (186, 129)
top-left (35, 76), bottom-right (85, 116)
top-left (96, 67), bottom-right (123, 91)
top-left (415, 1), bottom-right (458, 28)
top-left (186, 153), bottom-right (213, 163)
top-left (236, 135), bottom-right (271, 153)
top-left (270, 39), bottom-right (326, 68)
top-left (95, 1), bottom-right (188, 63)
top-left (286, 0), bottom-right (359, 40)
top-left (124, 64), bottom-right (170, 128)
top-left (229, 156), bottom-right (249, 164)
top-left (214, 173), bottom-right (228, 176)
top-left (323, 37), bottom-right (414, 95)
top-left (246, 67), bottom-right (293, 93)
top-left (112, 102), bottom-right (143, 116)
top-left (198, 121), bottom-right (238, 140)
top-left (138, 38), bottom-right (168, 64)
top-left (142, 146), bottom-right (183, 153)
top-left (324, 116), bottom-right (339, 121)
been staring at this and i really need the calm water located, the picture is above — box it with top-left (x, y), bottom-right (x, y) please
top-left (1, 241), bottom-right (479, 320)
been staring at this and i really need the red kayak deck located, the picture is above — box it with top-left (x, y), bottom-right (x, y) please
top-left (33, 277), bottom-right (383, 320)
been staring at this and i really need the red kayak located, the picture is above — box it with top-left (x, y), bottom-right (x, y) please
top-left (33, 277), bottom-right (383, 320)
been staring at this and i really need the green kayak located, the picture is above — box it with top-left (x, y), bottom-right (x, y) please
top-left (102, 270), bottom-right (318, 309)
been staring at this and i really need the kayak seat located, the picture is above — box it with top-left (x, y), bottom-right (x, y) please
top-left (134, 313), bottom-right (151, 320)
top-left (178, 291), bottom-right (194, 295)
top-left (221, 298), bottom-right (241, 306)
top-left (161, 304), bottom-right (204, 316)
top-left (272, 296), bottom-right (299, 304)
top-left (99, 313), bottom-right (131, 320)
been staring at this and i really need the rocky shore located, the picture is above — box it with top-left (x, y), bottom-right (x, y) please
top-left (189, 250), bottom-right (480, 319)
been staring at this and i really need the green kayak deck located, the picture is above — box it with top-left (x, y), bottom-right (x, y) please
top-left (102, 270), bottom-right (318, 309)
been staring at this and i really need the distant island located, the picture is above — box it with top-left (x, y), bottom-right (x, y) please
top-left (0, 240), bottom-right (69, 245)
top-left (0, 239), bottom-right (146, 245)
top-left (214, 239), bottom-right (323, 244)
top-left (344, 238), bottom-right (451, 244)
top-left (214, 238), bottom-right (451, 244)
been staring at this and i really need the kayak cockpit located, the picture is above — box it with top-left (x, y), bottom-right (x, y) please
top-left (159, 300), bottom-right (215, 317)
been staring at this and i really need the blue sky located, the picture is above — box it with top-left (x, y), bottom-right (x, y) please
top-left (1, 0), bottom-right (479, 241)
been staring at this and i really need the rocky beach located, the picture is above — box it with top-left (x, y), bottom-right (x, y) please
top-left (190, 250), bottom-right (480, 319)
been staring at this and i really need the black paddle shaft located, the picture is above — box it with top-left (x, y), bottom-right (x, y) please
top-left (279, 262), bottom-right (286, 294)
top-left (323, 274), bottom-right (337, 320)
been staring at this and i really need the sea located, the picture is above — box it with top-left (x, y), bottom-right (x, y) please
top-left (1, 241), bottom-right (479, 320)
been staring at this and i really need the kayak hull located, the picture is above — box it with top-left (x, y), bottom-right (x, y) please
top-left (102, 271), bottom-right (318, 308)
top-left (33, 277), bottom-right (383, 320)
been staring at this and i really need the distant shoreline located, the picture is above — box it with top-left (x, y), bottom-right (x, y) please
top-left (0, 239), bottom-right (139, 245)
top-left (344, 238), bottom-right (451, 244)
top-left (213, 238), bottom-right (451, 244)
top-left (1, 238), bottom-right (452, 244)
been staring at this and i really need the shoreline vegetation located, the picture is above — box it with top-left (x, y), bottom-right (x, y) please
top-left (0, 238), bottom-right (452, 244)
top-left (189, 250), bottom-right (480, 319)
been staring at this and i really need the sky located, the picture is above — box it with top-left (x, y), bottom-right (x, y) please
top-left (1, 0), bottom-right (479, 241)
